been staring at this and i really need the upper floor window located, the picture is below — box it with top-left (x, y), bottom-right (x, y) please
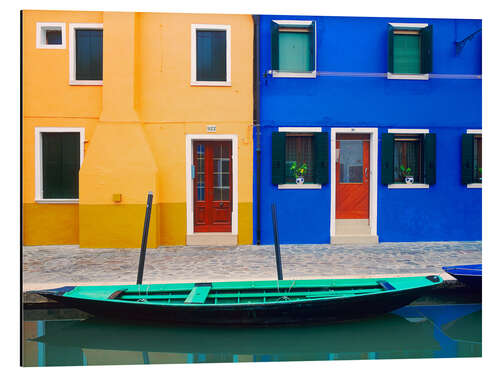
top-left (191, 24), bottom-right (231, 86)
top-left (69, 23), bottom-right (103, 85)
top-left (36, 22), bottom-right (66, 49)
top-left (387, 23), bottom-right (433, 80)
top-left (271, 20), bottom-right (316, 78)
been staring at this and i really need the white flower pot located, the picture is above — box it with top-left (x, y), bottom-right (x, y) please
top-left (296, 176), bottom-right (304, 184)
top-left (405, 176), bottom-right (414, 184)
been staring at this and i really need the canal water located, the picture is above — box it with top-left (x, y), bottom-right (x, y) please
top-left (22, 302), bottom-right (481, 366)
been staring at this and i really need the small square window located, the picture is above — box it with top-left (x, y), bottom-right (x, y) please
top-left (271, 20), bottom-right (316, 77)
top-left (191, 24), bottom-right (231, 86)
top-left (388, 23), bottom-right (433, 79)
top-left (36, 23), bottom-right (66, 49)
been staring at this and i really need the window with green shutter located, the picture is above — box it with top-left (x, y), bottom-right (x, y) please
top-left (196, 30), bottom-right (227, 82)
top-left (271, 21), bottom-right (316, 75)
top-left (272, 131), bottom-right (328, 185)
top-left (42, 132), bottom-right (80, 199)
top-left (462, 133), bottom-right (482, 184)
top-left (381, 132), bottom-right (436, 185)
top-left (75, 29), bottom-right (103, 81)
top-left (388, 24), bottom-right (433, 76)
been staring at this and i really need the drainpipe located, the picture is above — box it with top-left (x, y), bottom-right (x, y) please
top-left (252, 15), bottom-right (261, 245)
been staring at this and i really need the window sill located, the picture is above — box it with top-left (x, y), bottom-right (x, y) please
top-left (37, 44), bottom-right (65, 50)
top-left (388, 183), bottom-right (429, 189)
top-left (35, 199), bottom-right (79, 204)
top-left (387, 73), bottom-right (429, 80)
top-left (191, 81), bottom-right (231, 87)
top-left (278, 184), bottom-right (322, 190)
top-left (467, 183), bottom-right (482, 189)
top-left (70, 80), bottom-right (103, 86)
top-left (272, 71), bottom-right (317, 78)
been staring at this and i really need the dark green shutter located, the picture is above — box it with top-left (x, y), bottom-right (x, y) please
top-left (42, 133), bottom-right (80, 199)
top-left (76, 29), bottom-right (103, 81)
top-left (271, 21), bottom-right (280, 71)
top-left (271, 132), bottom-right (286, 185)
top-left (387, 25), bottom-right (394, 73)
top-left (421, 25), bottom-right (433, 74)
top-left (461, 134), bottom-right (474, 184)
top-left (314, 132), bottom-right (329, 184)
top-left (309, 22), bottom-right (316, 72)
top-left (196, 30), bottom-right (227, 82)
top-left (381, 133), bottom-right (394, 185)
top-left (424, 133), bottom-right (436, 185)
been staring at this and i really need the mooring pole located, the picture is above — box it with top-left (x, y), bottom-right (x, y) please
top-left (137, 191), bottom-right (153, 285)
top-left (271, 203), bottom-right (283, 280)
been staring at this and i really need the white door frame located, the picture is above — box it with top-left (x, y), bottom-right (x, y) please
top-left (185, 134), bottom-right (238, 235)
top-left (330, 128), bottom-right (378, 237)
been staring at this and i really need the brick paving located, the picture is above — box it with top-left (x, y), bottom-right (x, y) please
top-left (22, 242), bottom-right (481, 291)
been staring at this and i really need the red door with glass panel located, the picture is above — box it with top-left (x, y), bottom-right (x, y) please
top-left (336, 134), bottom-right (370, 219)
top-left (193, 141), bottom-right (232, 232)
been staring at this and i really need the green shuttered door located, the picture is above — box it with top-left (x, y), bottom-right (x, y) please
top-left (271, 132), bottom-right (286, 185)
top-left (42, 133), bottom-right (80, 199)
top-left (381, 133), bottom-right (394, 185)
top-left (461, 134), bottom-right (474, 184)
top-left (314, 132), bottom-right (329, 184)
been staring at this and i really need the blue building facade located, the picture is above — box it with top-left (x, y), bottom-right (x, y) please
top-left (253, 15), bottom-right (482, 245)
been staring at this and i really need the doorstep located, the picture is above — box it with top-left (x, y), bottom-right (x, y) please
top-left (331, 234), bottom-right (379, 244)
top-left (186, 233), bottom-right (238, 246)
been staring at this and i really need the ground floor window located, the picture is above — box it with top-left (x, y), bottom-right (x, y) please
top-left (462, 132), bottom-right (482, 185)
top-left (285, 134), bottom-right (315, 183)
top-left (381, 131), bottom-right (435, 185)
top-left (36, 128), bottom-right (83, 200)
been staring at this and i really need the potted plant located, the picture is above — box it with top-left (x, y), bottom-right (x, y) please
top-left (290, 161), bottom-right (308, 184)
top-left (400, 165), bottom-right (414, 184)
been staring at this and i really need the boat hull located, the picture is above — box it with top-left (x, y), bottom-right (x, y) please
top-left (443, 264), bottom-right (482, 290)
top-left (35, 276), bottom-right (442, 326)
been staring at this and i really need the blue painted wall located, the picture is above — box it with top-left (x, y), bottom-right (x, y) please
top-left (254, 15), bottom-right (482, 244)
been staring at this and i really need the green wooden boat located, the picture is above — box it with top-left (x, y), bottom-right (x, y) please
top-left (36, 275), bottom-right (442, 325)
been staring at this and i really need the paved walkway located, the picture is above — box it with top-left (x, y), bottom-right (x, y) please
top-left (23, 242), bottom-right (482, 291)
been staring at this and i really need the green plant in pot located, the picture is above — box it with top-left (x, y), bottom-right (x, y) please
top-left (290, 161), bottom-right (308, 184)
top-left (400, 165), bottom-right (414, 184)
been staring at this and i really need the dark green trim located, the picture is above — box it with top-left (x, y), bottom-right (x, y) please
top-left (309, 22), bottom-right (316, 71)
top-left (424, 133), bottom-right (436, 185)
top-left (314, 132), bottom-right (329, 185)
top-left (271, 132), bottom-right (286, 185)
top-left (381, 133), bottom-right (394, 185)
top-left (421, 25), bottom-right (433, 74)
top-left (387, 25), bottom-right (394, 73)
top-left (271, 21), bottom-right (279, 71)
top-left (461, 134), bottom-right (474, 184)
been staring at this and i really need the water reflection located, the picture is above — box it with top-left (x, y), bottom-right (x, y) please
top-left (23, 304), bottom-right (481, 366)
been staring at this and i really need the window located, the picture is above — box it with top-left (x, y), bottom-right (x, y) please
top-left (191, 24), bottom-right (231, 86)
top-left (462, 131), bottom-right (482, 186)
top-left (381, 131), bottom-right (436, 187)
top-left (35, 128), bottom-right (84, 201)
top-left (69, 23), bottom-right (103, 85)
top-left (272, 129), bottom-right (328, 186)
top-left (387, 23), bottom-right (433, 80)
top-left (36, 23), bottom-right (66, 49)
top-left (271, 20), bottom-right (316, 78)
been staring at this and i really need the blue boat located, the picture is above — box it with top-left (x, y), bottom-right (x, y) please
top-left (442, 264), bottom-right (482, 290)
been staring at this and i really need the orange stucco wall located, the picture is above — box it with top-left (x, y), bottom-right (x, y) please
top-left (22, 10), bottom-right (253, 247)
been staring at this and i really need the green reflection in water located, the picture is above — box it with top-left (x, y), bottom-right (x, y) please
top-left (23, 304), bottom-right (481, 366)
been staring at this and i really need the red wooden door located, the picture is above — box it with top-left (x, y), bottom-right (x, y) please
top-left (193, 141), bottom-right (232, 232)
top-left (336, 135), bottom-right (370, 219)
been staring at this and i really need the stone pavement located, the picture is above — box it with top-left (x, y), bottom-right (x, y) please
top-left (22, 241), bottom-right (482, 291)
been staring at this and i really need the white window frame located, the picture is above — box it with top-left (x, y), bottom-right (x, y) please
top-left (387, 22), bottom-right (429, 81)
top-left (272, 20), bottom-right (317, 78)
top-left (185, 134), bottom-right (238, 235)
top-left (388, 128), bottom-right (430, 189)
top-left (467, 129), bottom-right (482, 189)
top-left (35, 127), bottom-right (85, 203)
top-left (191, 24), bottom-right (231, 87)
top-left (36, 22), bottom-right (66, 49)
top-left (277, 126), bottom-right (322, 189)
top-left (69, 23), bottom-right (103, 86)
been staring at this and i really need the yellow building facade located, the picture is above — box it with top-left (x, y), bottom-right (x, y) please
top-left (23, 10), bottom-right (254, 248)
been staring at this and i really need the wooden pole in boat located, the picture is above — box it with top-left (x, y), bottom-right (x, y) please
top-left (137, 191), bottom-right (153, 285)
top-left (271, 203), bottom-right (283, 280)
